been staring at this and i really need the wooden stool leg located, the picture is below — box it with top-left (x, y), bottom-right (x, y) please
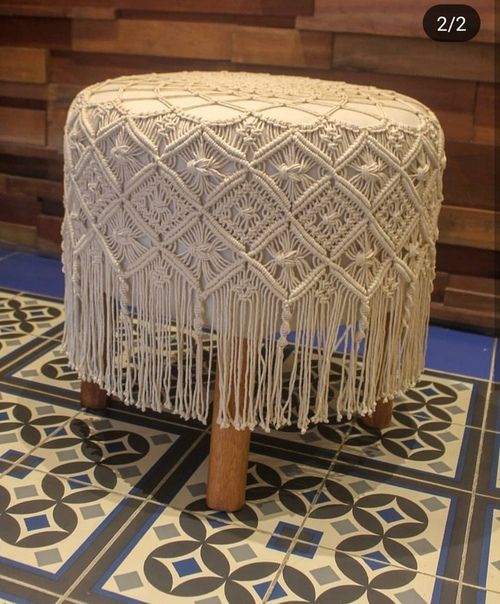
top-left (81, 380), bottom-right (108, 410)
top-left (206, 343), bottom-right (251, 512)
top-left (362, 398), bottom-right (393, 429)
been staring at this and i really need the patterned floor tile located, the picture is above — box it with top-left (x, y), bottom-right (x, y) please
top-left (0, 388), bottom-right (79, 469)
top-left (460, 584), bottom-right (500, 604)
top-left (337, 400), bottom-right (481, 489)
top-left (0, 466), bottom-right (142, 594)
top-left (8, 342), bottom-right (80, 393)
top-left (76, 503), bottom-right (287, 604)
top-left (295, 461), bottom-right (470, 583)
top-left (0, 576), bottom-right (59, 604)
top-left (463, 496), bottom-right (500, 594)
top-left (165, 438), bottom-right (330, 539)
top-left (486, 383), bottom-right (499, 433)
top-left (0, 292), bottom-right (64, 344)
top-left (9, 406), bottom-right (204, 499)
top-left (263, 543), bottom-right (459, 603)
top-left (477, 432), bottom-right (500, 499)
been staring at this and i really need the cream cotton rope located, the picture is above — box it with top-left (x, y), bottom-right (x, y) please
top-left (61, 71), bottom-right (446, 433)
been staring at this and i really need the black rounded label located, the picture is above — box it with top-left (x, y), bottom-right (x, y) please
top-left (423, 4), bottom-right (480, 41)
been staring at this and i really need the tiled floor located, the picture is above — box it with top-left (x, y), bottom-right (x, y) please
top-left (0, 247), bottom-right (498, 604)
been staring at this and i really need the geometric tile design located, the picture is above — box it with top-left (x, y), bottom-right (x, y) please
top-left (14, 411), bottom-right (180, 497)
top-left (96, 505), bottom-right (286, 604)
top-left (9, 344), bottom-right (80, 392)
top-left (0, 292), bottom-right (64, 344)
top-left (294, 462), bottom-right (467, 580)
top-left (0, 389), bottom-right (78, 462)
top-left (269, 544), bottom-right (459, 603)
top-left (339, 380), bottom-right (481, 485)
top-left (0, 468), bottom-right (126, 575)
top-left (169, 452), bottom-right (328, 535)
top-left (0, 286), bottom-right (496, 604)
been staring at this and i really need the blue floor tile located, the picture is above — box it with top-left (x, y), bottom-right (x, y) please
top-left (425, 325), bottom-right (495, 380)
top-left (0, 247), bottom-right (16, 259)
top-left (493, 345), bottom-right (500, 383)
top-left (0, 252), bottom-right (64, 298)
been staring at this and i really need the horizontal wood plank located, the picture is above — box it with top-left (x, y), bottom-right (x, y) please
top-left (232, 27), bottom-right (332, 68)
top-left (0, 16), bottom-right (71, 49)
top-left (430, 301), bottom-right (495, 332)
top-left (438, 205), bottom-right (497, 251)
top-left (444, 141), bottom-right (494, 210)
top-left (8, 0), bottom-right (314, 16)
top-left (298, 0), bottom-right (494, 43)
top-left (73, 18), bottom-right (234, 59)
top-left (0, 220), bottom-right (36, 247)
top-left (0, 81), bottom-right (48, 101)
top-left (0, 172), bottom-right (62, 199)
top-left (0, 106), bottom-right (46, 145)
top-left (333, 34), bottom-right (494, 82)
top-left (436, 244), bottom-right (497, 279)
top-left (0, 193), bottom-right (39, 226)
top-left (0, 46), bottom-right (47, 83)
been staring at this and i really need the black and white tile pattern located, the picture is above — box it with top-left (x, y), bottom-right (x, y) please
top-left (0, 280), bottom-right (497, 604)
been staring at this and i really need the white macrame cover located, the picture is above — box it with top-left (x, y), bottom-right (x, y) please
top-left (61, 71), bottom-right (446, 432)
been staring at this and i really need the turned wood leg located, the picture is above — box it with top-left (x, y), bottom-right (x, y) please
top-left (206, 343), bottom-right (251, 512)
top-left (81, 380), bottom-right (108, 410)
top-left (362, 398), bottom-right (393, 429)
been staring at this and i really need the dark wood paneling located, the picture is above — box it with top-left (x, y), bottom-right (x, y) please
top-left (9, 0), bottom-right (315, 16)
top-left (436, 244), bottom-right (498, 279)
top-left (298, 0), bottom-right (494, 43)
top-left (0, 16), bottom-right (71, 49)
top-left (0, 106), bottom-right (46, 145)
top-left (333, 34), bottom-right (494, 82)
top-left (0, 193), bottom-right (39, 225)
top-left (444, 141), bottom-right (494, 210)
top-left (232, 27), bottom-right (332, 68)
top-left (0, 46), bottom-right (47, 83)
top-left (73, 19), bottom-right (235, 59)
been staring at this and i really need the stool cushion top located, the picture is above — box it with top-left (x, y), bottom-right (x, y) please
top-left (83, 70), bottom-right (433, 128)
top-left (62, 70), bottom-right (446, 432)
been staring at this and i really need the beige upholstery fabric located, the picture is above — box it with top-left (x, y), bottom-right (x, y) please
top-left (61, 71), bottom-right (446, 432)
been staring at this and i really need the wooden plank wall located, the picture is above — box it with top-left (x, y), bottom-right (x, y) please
top-left (0, 0), bottom-right (496, 331)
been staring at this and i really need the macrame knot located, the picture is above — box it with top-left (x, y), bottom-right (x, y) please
top-left (382, 274), bottom-right (399, 298)
top-left (118, 277), bottom-right (130, 314)
top-left (323, 210), bottom-right (341, 225)
top-left (111, 144), bottom-right (130, 163)
top-left (278, 301), bottom-right (292, 348)
top-left (236, 120), bottom-right (262, 146)
top-left (277, 162), bottom-right (307, 182)
top-left (193, 299), bottom-right (204, 332)
top-left (273, 249), bottom-right (298, 268)
top-left (319, 125), bottom-right (342, 150)
top-left (151, 266), bottom-right (171, 287)
top-left (112, 226), bottom-right (134, 245)
top-left (158, 114), bottom-right (178, 134)
top-left (358, 161), bottom-right (382, 182)
top-left (234, 278), bottom-right (257, 302)
top-left (415, 164), bottom-right (430, 182)
top-left (186, 157), bottom-right (216, 176)
top-left (354, 250), bottom-right (375, 268)
top-left (190, 242), bottom-right (214, 261)
top-left (387, 124), bottom-right (405, 148)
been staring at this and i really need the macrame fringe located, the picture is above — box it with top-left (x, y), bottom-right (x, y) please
top-left (61, 244), bottom-right (434, 433)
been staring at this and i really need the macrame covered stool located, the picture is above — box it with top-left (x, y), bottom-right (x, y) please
top-left (61, 71), bottom-right (445, 511)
